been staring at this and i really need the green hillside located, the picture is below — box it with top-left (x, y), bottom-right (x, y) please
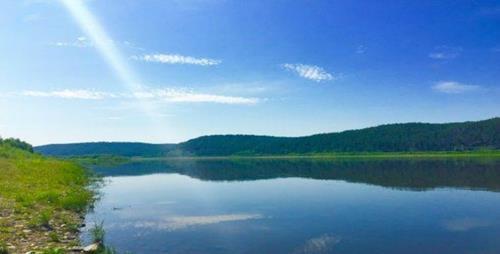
top-left (35, 142), bottom-right (175, 157)
top-left (180, 117), bottom-right (500, 156)
top-left (35, 117), bottom-right (500, 157)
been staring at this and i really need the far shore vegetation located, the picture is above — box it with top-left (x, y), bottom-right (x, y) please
top-left (58, 150), bottom-right (500, 168)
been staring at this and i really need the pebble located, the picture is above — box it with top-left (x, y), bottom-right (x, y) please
top-left (83, 243), bottom-right (100, 252)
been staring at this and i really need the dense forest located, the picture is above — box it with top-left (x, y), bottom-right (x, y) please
top-left (35, 117), bottom-right (500, 157)
top-left (35, 142), bottom-right (175, 157)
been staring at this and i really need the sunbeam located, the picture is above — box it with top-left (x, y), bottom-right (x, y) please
top-left (59, 0), bottom-right (140, 91)
top-left (58, 0), bottom-right (169, 120)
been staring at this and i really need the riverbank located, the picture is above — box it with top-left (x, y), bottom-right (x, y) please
top-left (0, 143), bottom-right (94, 253)
top-left (126, 150), bottom-right (500, 162)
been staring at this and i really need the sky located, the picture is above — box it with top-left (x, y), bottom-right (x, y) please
top-left (0, 0), bottom-right (499, 145)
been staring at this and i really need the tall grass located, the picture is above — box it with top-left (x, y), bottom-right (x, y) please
top-left (0, 144), bottom-right (93, 213)
top-left (0, 142), bottom-right (94, 249)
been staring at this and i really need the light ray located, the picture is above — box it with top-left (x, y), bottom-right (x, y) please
top-left (59, 0), bottom-right (140, 91)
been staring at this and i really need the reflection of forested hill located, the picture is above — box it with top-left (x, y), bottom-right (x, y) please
top-left (92, 159), bottom-right (500, 192)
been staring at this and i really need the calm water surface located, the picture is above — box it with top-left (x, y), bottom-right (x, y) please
top-left (82, 159), bottom-right (500, 254)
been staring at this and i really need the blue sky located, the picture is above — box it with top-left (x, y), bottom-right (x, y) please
top-left (0, 0), bottom-right (499, 145)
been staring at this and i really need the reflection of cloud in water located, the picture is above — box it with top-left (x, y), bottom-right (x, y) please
top-left (115, 213), bottom-right (264, 231)
top-left (154, 201), bottom-right (176, 206)
top-left (443, 218), bottom-right (492, 232)
top-left (293, 234), bottom-right (341, 254)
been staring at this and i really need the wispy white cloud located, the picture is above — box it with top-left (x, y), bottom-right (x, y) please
top-left (282, 64), bottom-right (336, 82)
top-left (429, 46), bottom-right (462, 60)
top-left (21, 88), bottom-right (260, 105)
top-left (132, 88), bottom-right (259, 105)
top-left (432, 81), bottom-right (480, 94)
top-left (110, 213), bottom-right (264, 231)
top-left (52, 36), bottom-right (93, 48)
top-left (133, 54), bottom-right (221, 66)
top-left (22, 89), bottom-right (113, 99)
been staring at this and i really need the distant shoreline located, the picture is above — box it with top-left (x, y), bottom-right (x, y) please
top-left (132, 150), bottom-right (500, 160)
top-left (68, 150), bottom-right (500, 166)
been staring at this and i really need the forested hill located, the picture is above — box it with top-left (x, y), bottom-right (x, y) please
top-left (178, 117), bottom-right (500, 155)
top-left (35, 142), bottom-right (175, 157)
top-left (35, 117), bottom-right (500, 157)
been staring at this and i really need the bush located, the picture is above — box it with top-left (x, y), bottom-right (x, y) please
top-left (0, 138), bottom-right (33, 153)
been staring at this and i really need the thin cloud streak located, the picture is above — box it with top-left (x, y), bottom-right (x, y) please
top-left (282, 63), bottom-right (335, 82)
top-left (133, 89), bottom-right (259, 105)
top-left (432, 81), bottom-right (480, 94)
top-left (21, 88), bottom-right (260, 105)
top-left (133, 54), bottom-right (221, 66)
top-left (52, 36), bottom-right (93, 48)
top-left (22, 89), bottom-right (113, 99)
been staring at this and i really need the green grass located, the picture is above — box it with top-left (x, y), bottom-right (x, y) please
top-left (90, 221), bottom-right (106, 244)
top-left (0, 142), bottom-right (94, 251)
top-left (0, 242), bottom-right (8, 254)
top-left (0, 145), bottom-right (92, 212)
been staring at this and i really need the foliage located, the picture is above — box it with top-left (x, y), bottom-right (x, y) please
top-left (35, 118), bottom-right (500, 157)
top-left (35, 142), bottom-right (175, 157)
top-left (178, 117), bottom-right (500, 156)
top-left (68, 155), bottom-right (130, 167)
top-left (0, 137), bottom-right (33, 153)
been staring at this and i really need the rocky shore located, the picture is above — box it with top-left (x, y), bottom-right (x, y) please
top-left (0, 198), bottom-right (96, 254)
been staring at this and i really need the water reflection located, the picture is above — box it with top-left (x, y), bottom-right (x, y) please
top-left (443, 218), bottom-right (493, 232)
top-left (83, 159), bottom-right (500, 254)
top-left (92, 158), bottom-right (500, 191)
top-left (109, 213), bottom-right (265, 231)
top-left (293, 234), bottom-right (341, 254)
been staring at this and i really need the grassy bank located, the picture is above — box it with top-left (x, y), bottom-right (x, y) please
top-left (0, 142), bottom-right (94, 253)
